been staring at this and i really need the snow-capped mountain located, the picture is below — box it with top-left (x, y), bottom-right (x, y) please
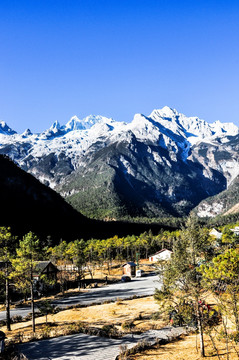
top-left (0, 120), bottom-right (17, 135)
top-left (0, 106), bottom-right (239, 218)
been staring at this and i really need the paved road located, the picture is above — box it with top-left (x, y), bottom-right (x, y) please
top-left (52, 275), bottom-right (160, 307)
top-left (0, 276), bottom-right (161, 321)
top-left (19, 332), bottom-right (135, 360)
top-left (19, 327), bottom-right (187, 360)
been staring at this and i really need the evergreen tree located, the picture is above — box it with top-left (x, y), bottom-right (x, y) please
top-left (200, 247), bottom-right (239, 333)
top-left (154, 216), bottom-right (211, 357)
top-left (65, 239), bottom-right (86, 281)
top-left (0, 227), bottom-right (15, 331)
top-left (12, 232), bottom-right (40, 333)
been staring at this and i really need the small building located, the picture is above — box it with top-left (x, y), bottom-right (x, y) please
top-left (122, 262), bottom-right (137, 277)
top-left (34, 261), bottom-right (58, 281)
top-left (209, 228), bottom-right (222, 239)
top-left (33, 261), bottom-right (58, 294)
top-left (230, 226), bottom-right (239, 236)
top-left (149, 249), bottom-right (172, 262)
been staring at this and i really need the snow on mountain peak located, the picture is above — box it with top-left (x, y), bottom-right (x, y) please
top-left (147, 107), bottom-right (239, 144)
top-left (22, 129), bottom-right (33, 137)
top-left (65, 116), bottom-right (85, 131)
top-left (211, 120), bottom-right (239, 136)
top-left (82, 115), bottom-right (112, 129)
top-left (0, 120), bottom-right (16, 135)
top-left (1, 106), bottom-right (239, 162)
top-left (50, 120), bottom-right (61, 130)
top-left (64, 114), bottom-right (113, 132)
top-left (150, 106), bottom-right (178, 120)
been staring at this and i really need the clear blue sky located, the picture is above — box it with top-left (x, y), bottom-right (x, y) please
top-left (0, 0), bottom-right (239, 133)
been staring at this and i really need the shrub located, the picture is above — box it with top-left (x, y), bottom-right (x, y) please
top-left (151, 312), bottom-right (161, 320)
top-left (0, 320), bottom-right (6, 327)
top-left (53, 306), bottom-right (61, 314)
top-left (121, 320), bottom-right (135, 331)
top-left (103, 300), bottom-right (111, 304)
top-left (23, 313), bottom-right (32, 321)
top-left (101, 324), bottom-right (120, 338)
top-left (41, 325), bottom-right (52, 339)
top-left (11, 315), bottom-right (23, 323)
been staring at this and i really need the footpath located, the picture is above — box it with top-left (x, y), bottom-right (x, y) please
top-left (19, 326), bottom-right (188, 360)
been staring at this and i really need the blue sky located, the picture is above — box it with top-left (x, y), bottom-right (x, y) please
top-left (0, 0), bottom-right (239, 133)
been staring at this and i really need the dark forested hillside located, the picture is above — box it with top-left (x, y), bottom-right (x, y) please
top-left (0, 155), bottom-right (175, 242)
top-left (0, 155), bottom-right (93, 241)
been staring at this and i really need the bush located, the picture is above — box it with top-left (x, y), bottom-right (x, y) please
top-left (23, 313), bottom-right (32, 321)
top-left (101, 324), bottom-right (120, 338)
top-left (42, 325), bottom-right (51, 339)
top-left (11, 315), bottom-right (23, 323)
top-left (0, 320), bottom-right (6, 327)
top-left (53, 306), bottom-right (61, 314)
top-left (0, 344), bottom-right (28, 360)
top-left (151, 312), bottom-right (161, 320)
top-left (121, 320), bottom-right (135, 331)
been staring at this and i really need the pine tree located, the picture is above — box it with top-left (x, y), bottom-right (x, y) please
top-left (200, 247), bottom-right (239, 333)
top-left (12, 232), bottom-right (40, 333)
top-left (154, 216), bottom-right (211, 357)
top-left (0, 227), bottom-right (15, 331)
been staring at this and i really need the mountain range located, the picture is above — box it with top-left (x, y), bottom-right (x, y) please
top-left (1, 106), bottom-right (239, 219)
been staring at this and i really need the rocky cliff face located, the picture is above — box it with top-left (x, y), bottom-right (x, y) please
top-left (0, 107), bottom-right (239, 219)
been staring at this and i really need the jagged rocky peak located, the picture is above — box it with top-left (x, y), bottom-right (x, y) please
top-left (22, 128), bottom-right (33, 137)
top-left (211, 119), bottom-right (239, 135)
top-left (0, 120), bottom-right (16, 135)
top-left (65, 116), bottom-right (85, 131)
top-left (82, 115), bottom-right (107, 129)
top-left (61, 114), bottom-right (115, 133)
top-left (148, 107), bottom-right (239, 142)
top-left (150, 106), bottom-right (178, 120)
top-left (50, 120), bottom-right (61, 131)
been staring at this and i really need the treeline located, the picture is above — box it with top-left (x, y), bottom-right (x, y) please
top-left (48, 229), bottom-right (180, 267)
top-left (111, 215), bottom-right (183, 228)
top-left (205, 212), bottom-right (239, 227)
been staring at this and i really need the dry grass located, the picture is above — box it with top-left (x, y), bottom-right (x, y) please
top-left (5, 262), bottom-right (236, 358)
top-left (1, 296), bottom-right (164, 344)
top-left (2, 289), bottom-right (239, 359)
top-left (127, 333), bottom-right (239, 360)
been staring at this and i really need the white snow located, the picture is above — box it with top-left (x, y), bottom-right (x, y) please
top-left (0, 106), bottom-right (239, 187)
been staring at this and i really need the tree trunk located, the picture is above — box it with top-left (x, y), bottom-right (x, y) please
top-left (232, 289), bottom-right (239, 333)
top-left (30, 280), bottom-right (36, 333)
top-left (196, 300), bottom-right (205, 357)
top-left (5, 262), bottom-right (11, 331)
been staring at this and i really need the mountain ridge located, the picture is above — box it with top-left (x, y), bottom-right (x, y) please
top-left (1, 106), bottom-right (239, 219)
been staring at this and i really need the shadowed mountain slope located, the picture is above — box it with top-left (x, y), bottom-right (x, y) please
top-left (0, 155), bottom-right (174, 242)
